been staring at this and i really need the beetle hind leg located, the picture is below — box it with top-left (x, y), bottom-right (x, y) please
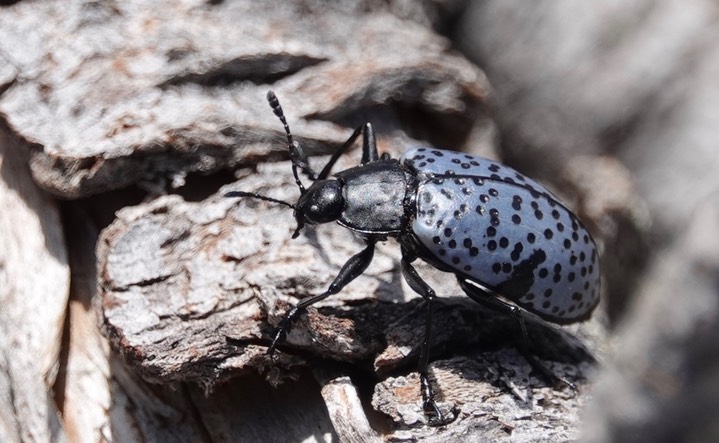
top-left (457, 278), bottom-right (577, 391)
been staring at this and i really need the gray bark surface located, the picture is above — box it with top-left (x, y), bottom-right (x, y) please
top-left (2, 0), bottom-right (717, 441)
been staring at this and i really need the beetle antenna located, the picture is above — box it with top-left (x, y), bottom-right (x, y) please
top-left (267, 91), bottom-right (308, 194)
top-left (224, 191), bottom-right (295, 210)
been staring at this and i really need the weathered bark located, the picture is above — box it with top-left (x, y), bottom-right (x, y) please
top-left (0, 121), bottom-right (69, 442)
top-left (0, 0), bottom-right (489, 199)
top-left (5, 0), bottom-right (719, 441)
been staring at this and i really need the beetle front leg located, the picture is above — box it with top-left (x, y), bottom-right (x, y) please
top-left (268, 240), bottom-right (377, 355)
top-left (400, 250), bottom-right (454, 426)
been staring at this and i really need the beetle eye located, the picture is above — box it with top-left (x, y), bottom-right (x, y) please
top-left (298, 180), bottom-right (344, 224)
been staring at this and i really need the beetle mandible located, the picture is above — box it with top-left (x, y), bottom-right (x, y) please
top-left (226, 91), bottom-right (601, 425)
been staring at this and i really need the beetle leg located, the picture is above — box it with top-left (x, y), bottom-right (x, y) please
top-left (318, 123), bottom-right (379, 180)
top-left (400, 250), bottom-right (453, 426)
top-left (359, 123), bottom-right (378, 164)
top-left (457, 278), bottom-right (576, 390)
top-left (267, 239), bottom-right (377, 355)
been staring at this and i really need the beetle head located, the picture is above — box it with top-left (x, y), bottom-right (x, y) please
top-left (294, 179), bottom-right (344, 233)
top-left (226, 92), bottom-right (334, 239)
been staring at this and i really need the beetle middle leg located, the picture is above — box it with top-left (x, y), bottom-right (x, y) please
top-left (400, 249), bottom-right (455, 426)
top-left (267, 239), bottom-right (377, 355)
top-left (317, 123), bottom-right (379, 179)
top-left (457, 278), bottom-right (576, 390)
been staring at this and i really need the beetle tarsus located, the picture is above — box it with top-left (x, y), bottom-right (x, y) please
top-left (421, 372), bottom-right (450, 426)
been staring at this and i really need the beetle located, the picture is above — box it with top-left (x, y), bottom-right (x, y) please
top-left (226, 91), bottom-right (601, 425)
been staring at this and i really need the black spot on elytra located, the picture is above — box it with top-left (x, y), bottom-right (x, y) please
top-left (511, 242), bottom-right (524, 261)
top-left (495, 249), bottom-right (547, 302)
top-left (512, 195), bottom-right (522, 210)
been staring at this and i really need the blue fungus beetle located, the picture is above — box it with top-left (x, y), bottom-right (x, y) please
top-left (226, 91), bottom-right (601, 425)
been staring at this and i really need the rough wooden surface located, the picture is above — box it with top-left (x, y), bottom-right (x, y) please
top-left (0, 0), bottom-right (489, 199)
top-left (3, 0), bottom-right (719, 441)
top-left (0, 121), bottom-right (69, 442)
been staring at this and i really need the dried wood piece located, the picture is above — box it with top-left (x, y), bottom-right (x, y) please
top-left (0, 0), bottom-right (489, 198)
top-left (374, 351), bottom-right (596, 442)
top-left (0, 125), bottom-right (69, 442)
top-left (315, 371), bottom-right (381, 443)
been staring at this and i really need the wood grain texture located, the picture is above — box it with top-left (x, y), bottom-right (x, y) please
top-left (0, 121), bottom-right (69, 442)
top-left (0, 0), bottom-right (489, 199)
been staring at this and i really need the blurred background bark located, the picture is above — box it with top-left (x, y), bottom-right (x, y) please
top-left (1, 0), bottom-right (717, 442)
